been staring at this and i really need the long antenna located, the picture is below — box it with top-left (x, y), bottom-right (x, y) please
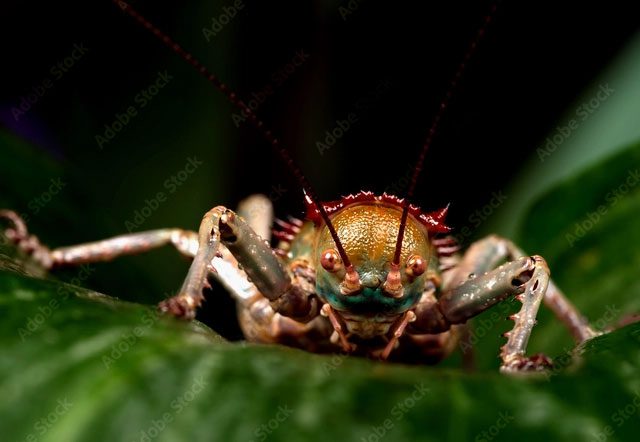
top-left (392, 2), bottom-right (499, 266)
top-left (113, 0), bottom-right (353, 269)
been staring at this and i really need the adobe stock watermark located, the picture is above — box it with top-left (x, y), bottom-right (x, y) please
top-left (453, 190), bottom-right (508, 247)
top-left (317, 79), bottom-right (391, 156)
top-left (339, 0), bottom-right (367, 21)
top-left (322, 350), bottom-right (350, 376)
top-left (537, 83), bottom-right (615, 162)
top-left (18, 264), bottom-right (95, 341)
top-left (459, 300), bottom-right (514, 355)
top-left (360, 382), bottom-right (430, 442)
top-left (565, 168), bottom-right (640, 247)
top-left (474, 411), bottom-right (514, 442)
top-left (543, 304), bottom-right (621, 381)
top-left (354, 79), bottom-right (392, 115)
top-left (124, 156), bottom-right (203, 232)
top-left (96, 70), bottom-right (173, 150)
top-left (591, 389), bottom-right (640, 442)
top-left (24, 397), bottom-right (73, 442)
top-left (133, 376), bottom-right (208, 442)
top-left (231, 49), bottom-right (310, 127)
top-left (102, 308), bottom-right (162, 370)
top-left (202, 0), bottom-right (245, 42)
top-left (12, 42), bottom-right (89, 121)
top-left (14, 177), bottom-right (66, 225)
top-left (316, 112), bottom-right (359, 155)
top-left (267, 183), bottom-right (288, 203)
top-left (249, 404), bottom-right (294, 442)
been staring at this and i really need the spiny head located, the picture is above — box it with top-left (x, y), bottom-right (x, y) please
top-left (308, 193), bottom-right (449, 317)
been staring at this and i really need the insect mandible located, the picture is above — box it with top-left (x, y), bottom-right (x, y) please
top-left (0, 1), bottom-right (602, 374)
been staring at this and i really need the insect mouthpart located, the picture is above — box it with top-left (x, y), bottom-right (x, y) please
top-left (317, 273), bottom-right (424, 317)
top-left (316, 260), bottom-right (427, 317)
top-left (319, 249), bottom-right (415, 300)
top-left (360, 272), bottom-right (383, 289)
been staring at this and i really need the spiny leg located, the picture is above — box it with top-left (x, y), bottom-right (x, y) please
top-left (499, 258), bottom-right (550, 372)
top-left (160, 202), bottom-right (319, 322)
top-left (435, 255), bottom-right (552, 372)
top-left (160, 205), bottom-right (281, 318)
top-left (410, 247), bottom-right (554, 371)
top-left (457, 235), bottom-right (599, 342)
top-left (176, 194), bottom-right (277, 313)
top-left (1, 209), bottom-right (198, 268)
top-left (3, 197), bottom-right (319, 323)
top-left (412, 234), bottom-right (597, 373)
top-left (227, 196), bottom-right (320, 323)
top-left (1, 196), bottom-right (269, 272)
top-left (234, 197), bottom-right (328, 348)
top-left (52, 230), bottom-right (198, 265)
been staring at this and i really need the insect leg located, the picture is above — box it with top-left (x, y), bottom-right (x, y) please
top-left (203, 195), bottom-right (274, 305)
top-left (236, 194), bottom-right (273, 242)
top-left (429, 235), bottom-right (598, 373)
top-left (1, 209), bottom-right (197, 268)
top-left (380, 310), bottom-right (416, 359)
top-left (450, 235), bottom-right (598, 342)
top-left (209, 196), bottom-right (320, 322)
top-left (435, 254), bottom-right (551, 372)
top-left (400, 282), bottom-right (466, 364)
top-left (160, 204), bottom-right (319, 321)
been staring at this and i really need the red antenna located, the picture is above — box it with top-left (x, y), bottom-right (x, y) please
top-left (112, 1), bottom-right (353, 269)
top-left (392, 2), bottom-right (499, 266)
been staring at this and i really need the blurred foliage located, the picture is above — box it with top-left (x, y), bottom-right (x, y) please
top-left (490, 32), bottom-right (640, 239)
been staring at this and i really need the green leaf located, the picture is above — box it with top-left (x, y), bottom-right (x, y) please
top-left (1, 241), bottom-right (640, 442)
top-left (513, 140), bottom-right (640, 357)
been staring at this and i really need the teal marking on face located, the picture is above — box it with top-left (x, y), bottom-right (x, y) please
top-left (316, 270), bottom-right (424, 316)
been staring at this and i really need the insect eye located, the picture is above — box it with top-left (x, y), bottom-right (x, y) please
top-left (405, 254), bottom-right (426, 278)
top-left (320, 249), bottom-right (343, 273)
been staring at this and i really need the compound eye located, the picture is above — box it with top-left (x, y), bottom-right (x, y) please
top-left (405, 254), bottom-right (427, 278)
top-left (320, 249), bottom-right (343, 273)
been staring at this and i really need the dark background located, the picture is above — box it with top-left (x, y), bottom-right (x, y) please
top-left (1, 0), bottom-right (638, 338)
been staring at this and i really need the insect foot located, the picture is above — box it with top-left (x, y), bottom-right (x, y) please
top-left (0, 209), bottom-right (53, 269)
top-left (500, 353), bottom-right (553, 375)
top-left (158, 295), bottom-right (203, 320)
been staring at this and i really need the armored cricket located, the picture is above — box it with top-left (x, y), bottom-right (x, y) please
top-left (0, 1), bottom-right (601, 374)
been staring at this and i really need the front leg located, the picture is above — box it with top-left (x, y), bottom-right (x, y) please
top-left (435, 255), bottom-right (552, 372)
top-left (410, 235), bottom-right (598, 373)
top-left (411, 235), bottom-right (598, 372)
top-left (450, 235), bottom-right (598, 343)
top-left (160, 206), bottom-right (318, 322)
